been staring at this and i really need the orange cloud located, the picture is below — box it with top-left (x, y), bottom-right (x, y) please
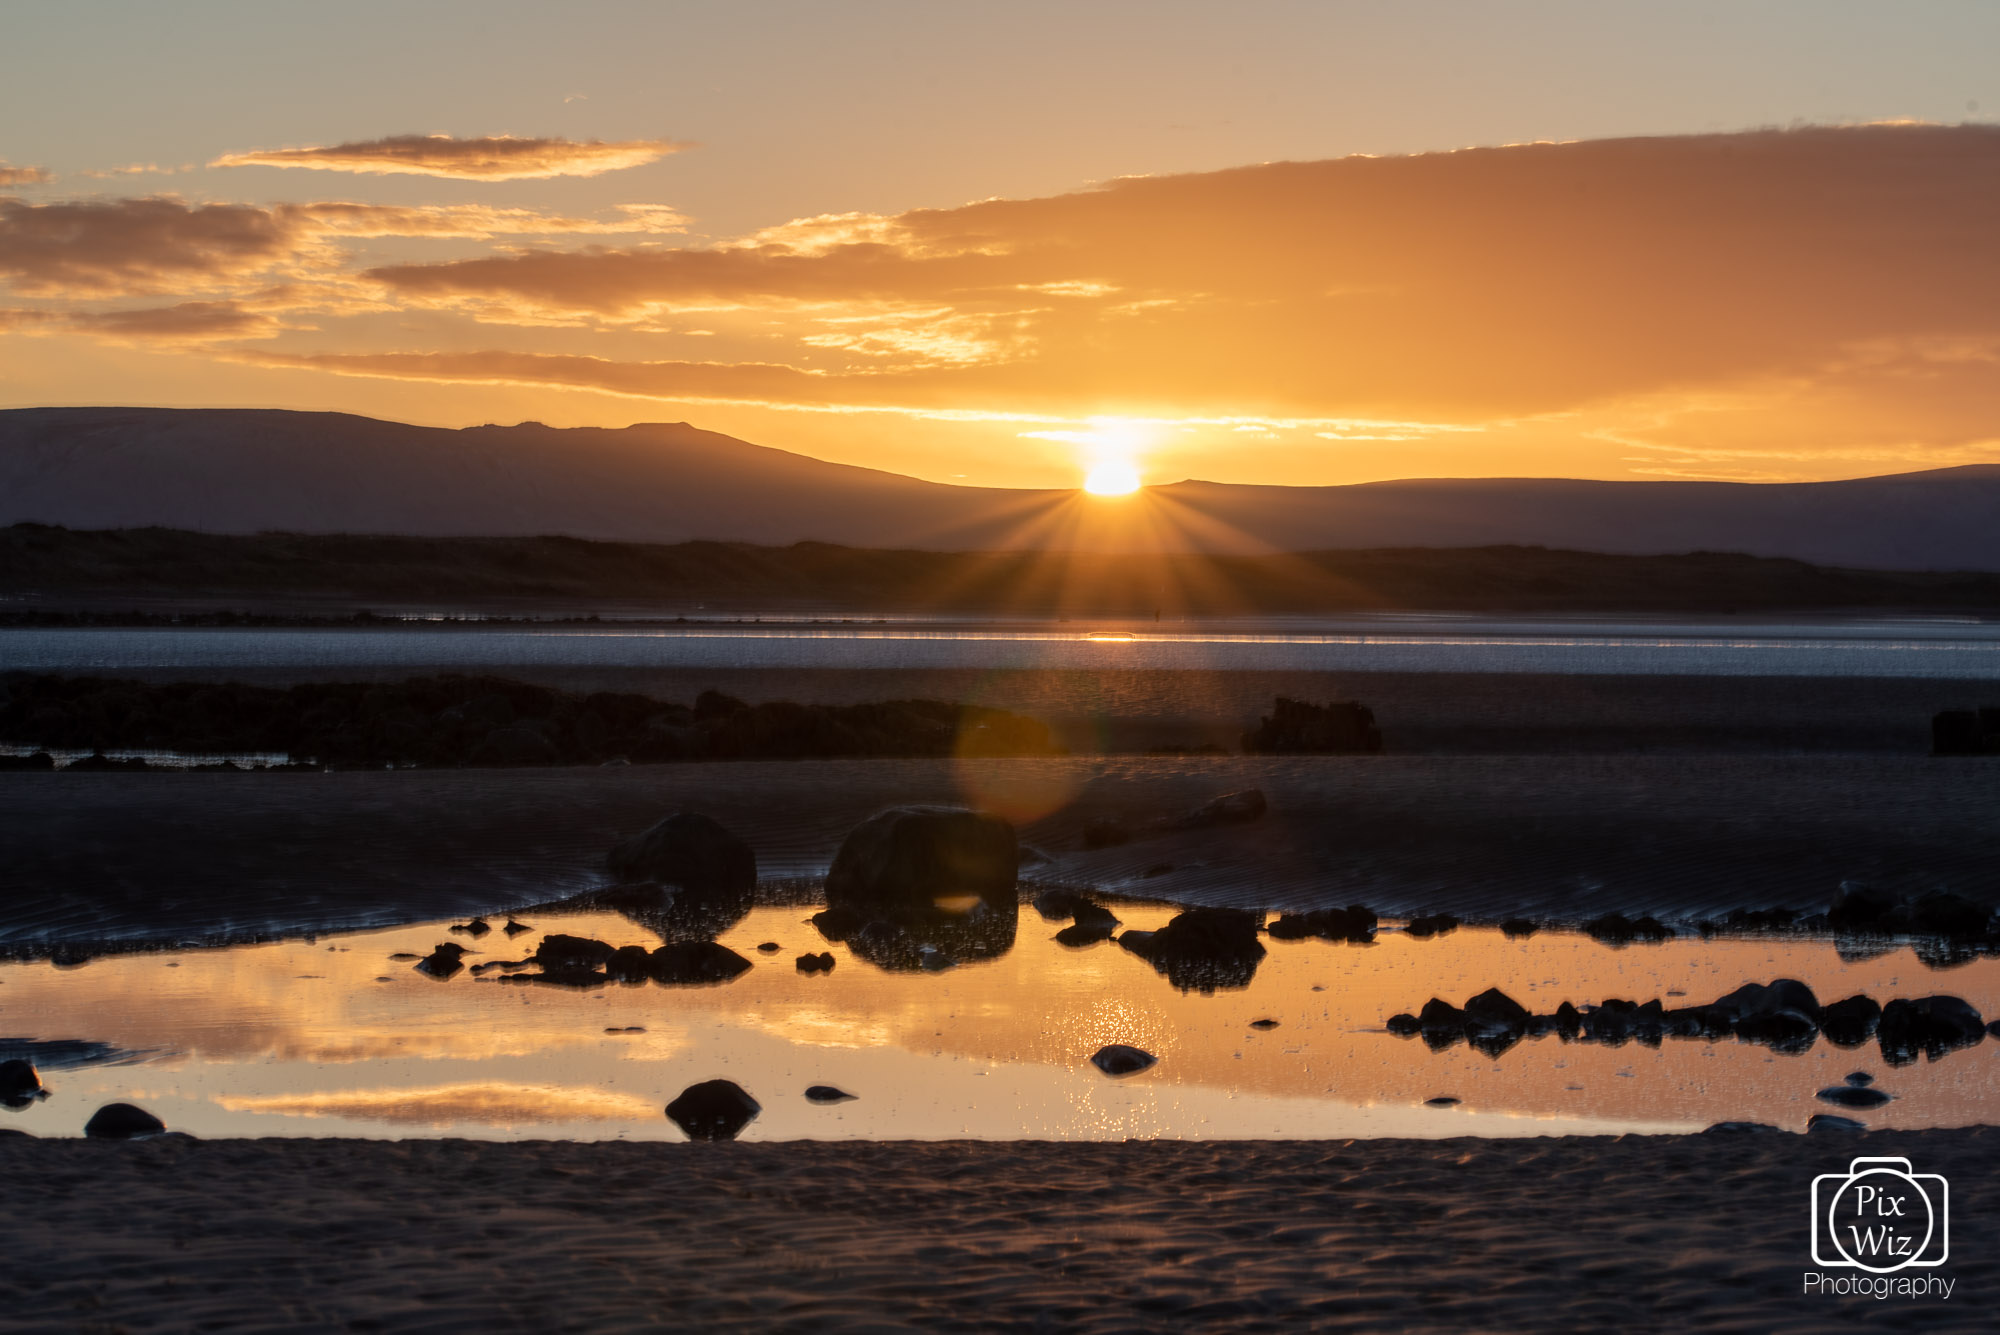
top-left (0, 164), bottom-right (52, 186)
top-left (213, 133), bottom-right (690, 180)
top-left (68, 300), bottom-right (282, 344)
top-left (356, 124), bottom-right (2000, 427)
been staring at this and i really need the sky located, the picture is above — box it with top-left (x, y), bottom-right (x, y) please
top-left (3, 0), bottom-right (1998, 490)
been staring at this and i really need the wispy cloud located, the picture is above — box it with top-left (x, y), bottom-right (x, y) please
top-left (0, 163), bottom-right (53, 186)
top-left (212, 133), bottom-right (691, 180)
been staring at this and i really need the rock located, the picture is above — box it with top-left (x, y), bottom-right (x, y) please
top-left (0, 1059), bottom-right (44, 1107)
top-left (1403, 913), bottom-right (1459, 939)
top-left (1424, 1096), bottom-right (1461, 1107)
top-left (1054, 920), bottom-right (1117, 947)
top-left (534, 935), bottom-right (617, 970)
top-left (757, 941), bottom-right (781, 953)
top-left (1844, 1071), bottom-right (1875, 1087)
top-left (0, 1128), bottom-right (33, 1138)
top-left (84, 1102), bottom-right (165, 1139)
top-left (1385, 1013), bottom-right (1421, 1036)
top-left (502, 919), bottom-right (532, 936)
top-left (827, 806), bottom-right (1017, 913)
top-left (1089, 1044), bottom-right (1157, 1077)
top-left (1500, 918), bottom-right (1539, 938)
top-left (1266, 905), bottom-right (1375, 943)
top-left (1827, 883), bottom-right (1901, 933)
top-left (607, 945), bottom-right (654, 982)
top-left (449, 919), bottom-right (491, 936)
top-left (415, 942), bottom-right (470, 979)
top-left (1463, 987), bottom-right (1530, 1031)
top-left (648, 942), bottom-right (752, 985)
top-left (1554, 1001), bottom-right (1582, 1039)
top-left (1817, 1085), bottom-right (1893, 1109)
top-left (805, 1086), bottom-right (856, 1104)
top-left (1583, 912), bottom-right (1672, 945)
top-left (0, 751), bottom-right (55, 771)
top-left (1908, 891), bottom-right (1992, 938)
top-left (795, 951), bottom-right (835, 974)
top-left (1241, 697), bottom-right (1382, 755)
top-left (1819, 995), bottom-right (1882, 1047)
top-left (1807, 1113), bottom-right (1868, 1134)
top-left (1117, 907), bottom-right (1265, 992)
top-left (1157, 789), bottom-right (1267, 831)
top-left (1249, 1018), bottom-right (1280, 1030)
top-left (1702, 1122), bottom-right (1784, 1135)
top-left (664, 1080), bottom-right (761, 1141)
top-left (606, 811), bottom-right (757, 896)
top-left (1878, 996), bottom-right (1986, 1065)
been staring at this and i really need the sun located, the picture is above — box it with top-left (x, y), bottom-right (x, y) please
top-left (1084, 459), bottom-right (1142, 495)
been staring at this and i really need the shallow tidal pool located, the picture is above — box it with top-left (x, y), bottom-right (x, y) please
top-left (3, 904), bottom-right (1997, 1141)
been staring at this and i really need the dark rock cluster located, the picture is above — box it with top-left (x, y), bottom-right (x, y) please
top-left (1033, 890), bottom-right (1121, 946)
top-left (0, 673), bottom-right (1059, 769)
top-left (1388, 979), bottom-right (1988, 1064)
top-left (1266, 905), bottom-right (1377, 943)
top-left (1241, 697), bottom-right (1383, 754)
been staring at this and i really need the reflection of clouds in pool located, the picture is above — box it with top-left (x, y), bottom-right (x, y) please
top-left (216, 1082), bottom-right (662, 1127)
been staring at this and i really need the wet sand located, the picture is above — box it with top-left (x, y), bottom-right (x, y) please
top-left (1, 1130), bottom-right (1992, 1331)
top-left (5, 753), bottom-right (1999, 950)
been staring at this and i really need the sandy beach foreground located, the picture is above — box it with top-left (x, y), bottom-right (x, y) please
top-left (1, 1130), bottom-right (1991, 1331)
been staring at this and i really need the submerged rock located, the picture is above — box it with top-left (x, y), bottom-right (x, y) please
top-left (84, 1102), bottom-right (165, 1140)
top-left (665, 1080), bottom-right (761, 1141)
top-left (805, 1086), bottom-right (856, 1104)
top-left (1089, 1044), bottom-right (1157, 1077)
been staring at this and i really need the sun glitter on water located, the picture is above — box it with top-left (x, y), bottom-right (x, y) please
top-left (1083, 460), bottom-right (1141, 495)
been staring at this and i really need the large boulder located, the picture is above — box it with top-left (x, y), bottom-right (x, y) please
top-left (606, 812), bottom-right (757, 896)
top-left (1119, 908), bottom-right (1265, 993)
top-left (665, 1080), bottom-right (760, 1141)
top-left (825, 807), bottom-right (1018, 916)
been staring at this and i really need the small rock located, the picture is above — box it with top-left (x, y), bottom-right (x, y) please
top-left (1090, 1044), bottom-right (1157, 1077)
top-left (665, 1080), bottom-right (761, 1141)
top-left (1424, 1096), bottom-right (1461, 1107)
top-left (604, 1026), bottom-right (646, 1034)
top-left (414, 943), bottom-right (470, 979)
top-left (84, 1103), bottom-right (166, 1140)
top-left (0, 1059), bottom-right (44, 1106)
top-left (1054, 920), bottom-right (1117, 948)
top-left (449, 919), bottom-right (491, 936)
top-left (1844, 1071), bottom-right (1874, 1087)
top-left (1817, 1085), bottom-right (1893, 1109)
top-left (387, 953), bottom-right (421, 961)
top-left (502, 919), bottom-right (532, 936)
top-left (805, 1086), bottom-right (856, 1104)
top-left (1249, 1019), bottom-right (1280, 1030)
top-left (796, 952), bottom-right (835, 974)
top-left (1702, 1122), bottom-right (1784, 1135)
top-left (1807, 1113), bottom-right (1868, 1134)
top-left (757, 941), bottom-right (781, 953)
top-left (1403, 913), bottom-right (1459, 939)
top-left (649, 942), bottom-right (753, 985)
top-left (1500, 918), bottom-right (1539, 938)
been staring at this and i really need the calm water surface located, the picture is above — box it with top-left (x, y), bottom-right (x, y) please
top-left (4, 907), bottom-right (1994, 1142)
top-left (7, 617), bottom-right (2000, 677)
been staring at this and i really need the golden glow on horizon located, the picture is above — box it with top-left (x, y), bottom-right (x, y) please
top-left (1083, 460), bottom-right (1141, 495)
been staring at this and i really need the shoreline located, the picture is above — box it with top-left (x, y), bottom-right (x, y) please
top-left (3, 1129), bottom-right (1993, 1330)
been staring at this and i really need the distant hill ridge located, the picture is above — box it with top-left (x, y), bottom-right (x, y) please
top-left (4, 407), bottom-right (2000, 570)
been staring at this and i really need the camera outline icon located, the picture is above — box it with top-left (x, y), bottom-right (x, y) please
top-left (1810, 1157), bottom-right (1949, 1273)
